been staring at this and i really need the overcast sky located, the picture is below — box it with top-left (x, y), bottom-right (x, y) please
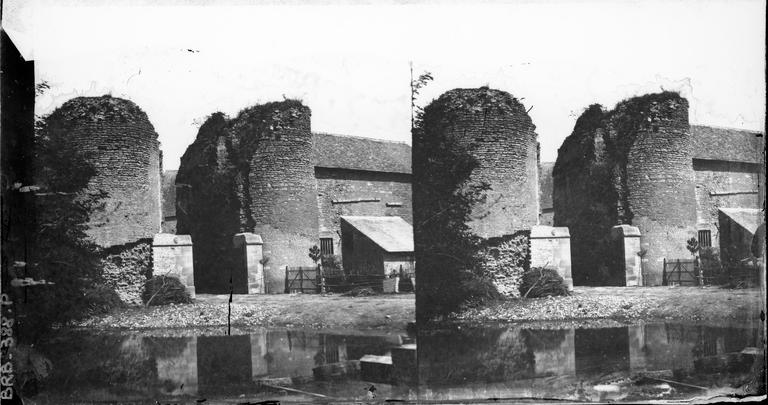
top-left (3, 0), bottom-right (765, 170)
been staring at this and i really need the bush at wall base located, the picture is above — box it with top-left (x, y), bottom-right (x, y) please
top-left (142, 275), bottom-right (192, 306)
top-left (519, 267), bottom-right (570, 298)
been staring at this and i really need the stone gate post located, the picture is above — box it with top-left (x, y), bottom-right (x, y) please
top-left (611, 225), bottom-right (642, 286)
top-left (530, 225), bottom-right (573, 291)
top-left (152, 233), bottom-right (195, 297)
top-left (233, 233), bottom-right (265, 294)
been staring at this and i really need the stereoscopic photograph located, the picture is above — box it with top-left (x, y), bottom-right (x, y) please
top-left (1, 0), bottom-right (765, 403)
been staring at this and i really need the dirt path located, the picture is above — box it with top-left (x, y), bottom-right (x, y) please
top-left (454, 286), bottom-right (764, 326)
top-left (76, 293), bottom-right (415, 331)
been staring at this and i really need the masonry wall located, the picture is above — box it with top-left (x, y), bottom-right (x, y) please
top-left (176, 113), bottom-right (244, 293)
top-left (42, 96), bottom-right (162, 303)
top-left (693, 159), bottom-right (762, 249)
top-left (414, 87), bottom-right (539, 320)
top-left (240, 102), bottom-right (318, 293)
top-left (553, 105), bottom-right (621, 285)
top-left (620, 96), bottom-right (696, 285)
top-left (315, 167), bottom-right (412, 255)
top-left (554, 93), bottom-right (697, 286)
top-left (433, 88), bottom-right (540, 237)
top-left (47, 96), bottom-right (162, 248)
top-left (177, 101), bottom-right (318, 294)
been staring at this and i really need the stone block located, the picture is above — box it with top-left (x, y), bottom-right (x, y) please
top-left (530, 225), bottom-right (573, 291)
top-left (233, 233), bottom-right (265, 294)
top-left (152, 233), bottom-right (195, 297)
top-left (611, 225), bottom-right (642, 286)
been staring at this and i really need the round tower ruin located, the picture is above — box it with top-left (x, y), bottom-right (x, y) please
top-left (419, 87), bottom-right (539, 238)
top-left (614, 94), bottom-right (696, 286)
top-left (41, 95), bottom-right (162, 304)
top-left (413, 87), bottom-right (539, 320)
top-left (235, 101), bottom-right (318, 293)
top-left (177, 101), bottom-right (318, 294)
top-left (45, 96), bottom-right (162, 247)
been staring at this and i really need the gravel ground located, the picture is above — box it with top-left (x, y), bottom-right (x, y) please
top-left (76, 292), bottom-right (415, 331)
top-left (453, 286), bottom-right (764, 325)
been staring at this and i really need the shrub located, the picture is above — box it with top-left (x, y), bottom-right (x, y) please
top-left (321, 254), bottom-right (343, 277)
top-left (457, 273), bottom-right (503, 307)
top-left (518, 267), bottom-right (569, 298)
top-left (141, 276), bottom-right (192, 306)
top-left (84, 284), bottom-right (124, 315)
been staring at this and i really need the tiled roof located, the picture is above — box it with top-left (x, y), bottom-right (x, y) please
top-left (341, 216), bottom-right (413, 253)
top-left (539, 162), bottom-right (554, 210)
top-left (692, 125), bottom-right (764, 164)
top-left (312, 133), bottom-right (411, 174)
top-left (162, 170), bottom-right (177, 218)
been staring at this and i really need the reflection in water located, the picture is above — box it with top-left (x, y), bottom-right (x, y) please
top-left (26, 323), bottom-right (763, 402)
top-left (31, 329), bottom-right (412, 403)
top-left (417, 323), bottom-right (763, 402)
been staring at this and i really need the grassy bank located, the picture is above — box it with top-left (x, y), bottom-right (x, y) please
top-left (452, 286), bottom-right (764, 326)
top-left (76, 293), bottom-right (415, 331)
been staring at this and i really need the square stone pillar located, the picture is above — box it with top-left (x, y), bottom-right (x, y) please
top-left (233, 233), bottom-right (264, 294)
top-left (611, 225), bottom-right (642, 286)
top-left (530, 225), bottom-right (573, 291)
top-left (152, 233), bottom-right (195, 297)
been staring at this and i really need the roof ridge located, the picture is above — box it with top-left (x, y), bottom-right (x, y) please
top-left (691, 124), bottom-right (764, 134)
top-left (313, 132), bottom-right (411, 146)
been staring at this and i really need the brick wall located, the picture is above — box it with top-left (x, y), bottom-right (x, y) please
top-left (46, 96), bottom-right (162, 248)
top-left (315, 167), bottom-right (412, 255)
top-left (693, 159), bottom-right (762, 249)
top-left (41, 96), bottom-right (162, 304)
top-left (619, 96), bottom-right (696, 285)
top-left (414, 87), bottom-right (538, 319)
top-left (239, 102), bottom-right (318, 293)
top-left (432, 88), bottom-right (539, 237)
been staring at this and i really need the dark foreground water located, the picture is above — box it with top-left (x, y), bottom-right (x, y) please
top-left (14, 322), bottom-right (765, 403)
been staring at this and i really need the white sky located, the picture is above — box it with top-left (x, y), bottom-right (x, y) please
top-left (3, 0), bottom-right (765, 170)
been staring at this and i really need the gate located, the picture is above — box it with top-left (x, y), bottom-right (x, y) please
top-left (284, 266), bottom-right (319, 293)
top-left (662, 259), bottom-right (701, 286)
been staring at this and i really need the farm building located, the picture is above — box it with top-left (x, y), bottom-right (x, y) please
top-left (339, 216), bottom-right (415, 278)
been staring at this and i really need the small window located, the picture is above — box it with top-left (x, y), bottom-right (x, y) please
top-left (320, 238), bottom-right (334, 256)
top-left (698, 230), bottom-right (712, 248)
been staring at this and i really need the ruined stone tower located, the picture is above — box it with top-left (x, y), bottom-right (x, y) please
top-left (235, 101), bottom-right (318, 293)
top-left (413, 87), bottom-right (539, 320)
top-left (44, 96), bottom-right (162, 248)
top-left (417, 87), bottom-right (539, 238)
top-left (177, 100), bottom-right (318, 294)
top-left (553, 92), bottom-right (696, 286)
top-left (41, 95), bottom-right (162, 303)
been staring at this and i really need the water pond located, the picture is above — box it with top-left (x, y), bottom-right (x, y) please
top-left (14, 321), bottom-right (764, 403)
